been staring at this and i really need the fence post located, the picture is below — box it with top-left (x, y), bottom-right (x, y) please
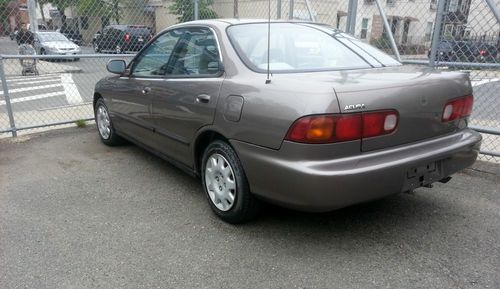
top-left (289, 0), bottom-right (294, 20)
top-left (483, 0), bottom-right (500, 23)
top-left (429, 0), bottom-right (447, 67)
top-left (277, 0), bottom-right (281, 19)
top-left (374, 0), bottom-right (401, 61)
top-left (194, 0), bottom-right (199, 20)
top-left (346, 0), bottom-right (357, 34)
top-left (0, 57), bottom-right (17, 137)
top-left (27, 0), bottom-right (38, 32)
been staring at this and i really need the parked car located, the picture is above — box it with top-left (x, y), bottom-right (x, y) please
top-left (94, 20), bottom-right (481, 223)
top-left (428, 40), bottom-right (498, 62)
top-left (93, 25), bottom-right (152, 53)
top-left (33, 31), bottom-right (81, 61)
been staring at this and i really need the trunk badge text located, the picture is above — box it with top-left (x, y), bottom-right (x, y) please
top-left (344, 104), bottom-right (366, 111)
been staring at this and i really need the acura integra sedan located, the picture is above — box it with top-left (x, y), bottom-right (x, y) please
top-left (93, 19), bottom-right (481, 223)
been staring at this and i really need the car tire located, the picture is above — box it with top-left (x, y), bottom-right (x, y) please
top-left (201, 140), bottom-right (260, 224)
top-left (94, 98), bottom-right (124, 146)
top-left (93, 42), bottom-right (101, 53)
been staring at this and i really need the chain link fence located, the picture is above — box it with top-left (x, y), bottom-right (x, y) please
top-left (0, 0), bottom-right (498, 161)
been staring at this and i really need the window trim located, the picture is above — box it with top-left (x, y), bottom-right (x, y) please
top-left (127, 25), bottom-right (224, 80)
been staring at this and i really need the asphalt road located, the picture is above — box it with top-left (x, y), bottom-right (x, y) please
top-left (0, 127), bottom-right (499, 289)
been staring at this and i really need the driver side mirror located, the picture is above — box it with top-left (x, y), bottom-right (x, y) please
top-left (107, 59), bottom-right (126, 75)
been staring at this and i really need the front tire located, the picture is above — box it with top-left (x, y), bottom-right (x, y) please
top-left (94, 98), bottom-right (123, 146)
top-left (201, 140), bottom-right (260, 224)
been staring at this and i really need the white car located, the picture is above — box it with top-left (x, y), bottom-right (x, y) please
top-left (33, 31), bottom-right (81, 61)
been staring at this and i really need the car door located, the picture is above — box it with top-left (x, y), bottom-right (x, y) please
top-left (150, 26), bottom-right (224, 166)
top-left (109, 31), bottom-right (184, 149)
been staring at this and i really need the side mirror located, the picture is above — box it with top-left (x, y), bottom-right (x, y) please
top-left (107, 59), bottom-right (126, 75)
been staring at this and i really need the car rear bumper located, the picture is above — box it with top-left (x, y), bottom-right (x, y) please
top-left (231, 128), bottom-right (482, 212)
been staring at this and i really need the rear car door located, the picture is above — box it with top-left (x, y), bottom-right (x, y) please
top-left (150, 26), bottom-right (224, 166)
top-left (110, 31), bottom-right (184, 149)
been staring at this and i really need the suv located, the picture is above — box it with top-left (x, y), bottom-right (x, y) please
top-left (93, 25), bottom-right (152, 53)
top-left (428, 40), bottom-right (498, 62)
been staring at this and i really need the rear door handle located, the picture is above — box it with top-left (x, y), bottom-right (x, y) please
top-left (196, 94), bottom-right (211, 103)
top-left (142, 87), bottom-right (151, 94)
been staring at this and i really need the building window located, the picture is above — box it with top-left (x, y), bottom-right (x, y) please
top-left (425, 21), bottom-right (433, 41)
top-left (386, 0), bottom-right (395, 5)
top-left (448, 0), bottom-right (459, 12)
top-left (361, 18), bottom-right (369, 39)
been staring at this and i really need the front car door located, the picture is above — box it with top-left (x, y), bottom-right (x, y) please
top-left (109, 31), bottom-right (183, 149)
top-left (150, 26), bottom-right (224, 166)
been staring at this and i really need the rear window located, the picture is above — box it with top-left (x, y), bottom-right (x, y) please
top-left (227, 23), bottom-right (370, 72)
top-left (227, 23), bottom-right (397, 73)
top-left (127, 27), bottom-right (151, 36)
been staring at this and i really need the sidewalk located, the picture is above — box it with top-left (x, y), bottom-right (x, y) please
top-left (2, 58), bottom-right (82, 76)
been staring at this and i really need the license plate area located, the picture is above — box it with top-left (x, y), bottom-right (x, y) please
top-left (403, 161), bottom-right (442, 191)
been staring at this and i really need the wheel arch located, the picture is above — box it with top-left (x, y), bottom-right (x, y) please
top-left (193, 128), bottom-right (232, 176)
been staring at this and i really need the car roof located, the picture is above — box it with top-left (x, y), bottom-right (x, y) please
top-left (166, 18), bottom-right (328, 32)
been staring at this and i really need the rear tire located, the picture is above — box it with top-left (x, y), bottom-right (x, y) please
top-left (201, 140), bottom-right (260, 224)
top-left (94, 98), bottom-right (124, 146)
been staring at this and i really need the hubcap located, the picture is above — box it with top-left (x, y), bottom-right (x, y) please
top-left (96, 105), bottom-right (111, 139)
top-left (116, 46), bottom-right (121, 53)
top-left (205, 153), bottom-right (236, 211)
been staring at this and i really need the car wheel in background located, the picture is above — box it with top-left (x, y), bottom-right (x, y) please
top-left (93, 42), bottom-right (101, 53)
top-left (94, 98), bottom-right (124, 146)
top-left (201, 140), bottom-right (260, 224)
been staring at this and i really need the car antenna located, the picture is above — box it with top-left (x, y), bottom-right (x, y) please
top-left (265, 0), bottom-right (271, 84)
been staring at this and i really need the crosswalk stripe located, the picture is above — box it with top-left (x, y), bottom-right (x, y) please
top-left (8, 79), bottom-right (61, 86)
top-left (61, 74), bottom-right (83, 105)
top-left (0, 83), bottom-right (62, 95)
top-left (5, 73), bottom-right (60, 80)
top-left (6, 76), bottom-right (61, 83)
top-left (0, 91), bottom-right (65, 105)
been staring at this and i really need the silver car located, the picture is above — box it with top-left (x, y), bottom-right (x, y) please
top-left (33, 31), bottom-right (81, 61)
top-left (93, 20), bottom-right (481, 223)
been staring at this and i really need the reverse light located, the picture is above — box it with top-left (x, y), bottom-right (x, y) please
top-left (285, 110), bottom-right (399, 144)
top-left (442, 95), bottom-right (473, 122)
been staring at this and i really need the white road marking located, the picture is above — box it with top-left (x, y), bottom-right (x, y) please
top-left (471, 78), bottom-right (500, 87)
top-left (5, 73), bottom-right (59, 80)
top-left (60, 73), bottom-right (83, 105)
top-left (6, 75), bottom-right (60, 83)
top-left (0, 83), bottom-right (62, 95)
top-left (8, 79), bottom-right (61, 86)
top-left (0, 91), bottom-right (65, 105)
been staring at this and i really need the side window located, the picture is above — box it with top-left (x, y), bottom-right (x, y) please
top-left (169, 27), bottom-right (221, 76)
top-left (132, 30), bottom-right (183, 77)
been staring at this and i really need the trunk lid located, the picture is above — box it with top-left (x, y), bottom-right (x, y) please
top-left (315, 65), bottom-right (472, 151)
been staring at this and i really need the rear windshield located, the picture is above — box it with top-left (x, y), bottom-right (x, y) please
top-left (127, 27), bottom-right (151, 36)
top-left (227, 23), bottom-right (400, 73)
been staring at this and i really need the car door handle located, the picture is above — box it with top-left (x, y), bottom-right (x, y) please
top-left (196, 94), bottom-right (211, 103)
top-left (142, 87), bottom-right (151, 94)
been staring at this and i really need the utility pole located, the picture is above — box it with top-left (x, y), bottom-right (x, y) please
top-left (28, 0), bottom-right (39, 32)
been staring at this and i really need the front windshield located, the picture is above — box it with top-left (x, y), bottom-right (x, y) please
top-left (227, 23), bottom-right (400, 72)
top-left (38, 33), bottom-right (68, 42)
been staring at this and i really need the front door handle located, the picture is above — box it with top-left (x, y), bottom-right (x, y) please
top-left (142, 87), bottom-right (151, 94)
top-left (196, 94), bottom-right (211, 103)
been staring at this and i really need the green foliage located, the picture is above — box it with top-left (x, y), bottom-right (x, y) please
top-left (169, 0), bottom-right (218, 23)
top-left (75, 119), bottom-right (87, 128)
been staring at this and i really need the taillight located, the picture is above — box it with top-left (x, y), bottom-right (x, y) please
top-left (285, 110), bottom-right (398, 144)
top-left (124, 33), bottom-right (131, 42)
top-left (442, 95), bottom-right (473, 122)
top-left (479, 50), bottom-right (486, 55)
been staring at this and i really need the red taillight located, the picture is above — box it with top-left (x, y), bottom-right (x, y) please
top-left (124, 33), bottom-right (131, 42)
top-left (285, 110), bottom-right (398, 144)
top-left (479, 50), bottom-right (486, 55)
top-left (442, 95), bottom-right (473, 122)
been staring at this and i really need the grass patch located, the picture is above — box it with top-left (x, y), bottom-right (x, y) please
top-left (75, 119), bottom-right (87, 128)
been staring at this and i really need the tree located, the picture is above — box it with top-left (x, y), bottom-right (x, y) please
top-left (169, 0), bottom-right (218, 23)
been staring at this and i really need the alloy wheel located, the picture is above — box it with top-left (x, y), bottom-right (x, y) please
top-left (96, 105), bottom-right (111, 140)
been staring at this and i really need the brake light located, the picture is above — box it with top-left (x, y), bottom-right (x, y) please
top-left (442, 95), bottom-right (473, 122)
top-left (285, 110), bottom-right (398, 144)
top-left (124, 33), bottom-right (131, 42)
top-left (479, 50), bottom-right (486, 55)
